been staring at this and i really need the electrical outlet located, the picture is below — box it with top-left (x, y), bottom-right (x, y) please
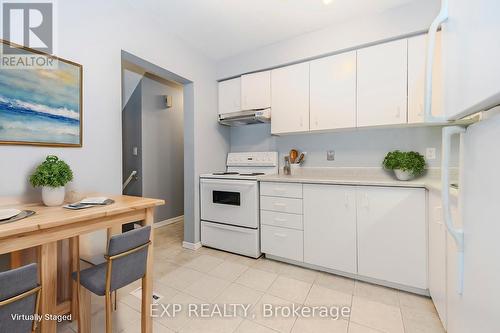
top-left (426, 148), bottom-right (436, 160)
top-left (327, 150), bottom-right (335, 161)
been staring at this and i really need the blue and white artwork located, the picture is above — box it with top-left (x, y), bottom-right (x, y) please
top-left (0, 58), bottom-right (82, 146)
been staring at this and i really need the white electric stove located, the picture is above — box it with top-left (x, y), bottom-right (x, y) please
top-left (200, 152), bottom-right (278, 258)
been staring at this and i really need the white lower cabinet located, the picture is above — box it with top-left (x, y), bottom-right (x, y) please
top-left (260, 196), bottom-right (303, 215)
top-left (303, 184), bottom-right (357, 274)
top-left (261, 182), bottom-right (427, 291)
top-left (261, 225), bottom-right (303, 262)
top-left (261, 210), bottom-right (303, 230)
top-left (357, 186), bottom-right (427, 289)
top-left (260, 183), bottom-right (304, 262)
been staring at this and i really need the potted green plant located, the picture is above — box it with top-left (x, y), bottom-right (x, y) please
top-left (382, 150), bottom-right (426, 181)
top-left (29, 155), bottom-right (73, 206)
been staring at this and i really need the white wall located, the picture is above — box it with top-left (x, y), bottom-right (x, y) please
top-left (217, 0), bottom-right (439, 79)
top-left (221, 0), bottom-right (446, 170)
top-left (230, 124), bottom-right (457, 168)
top-left (0, 0), bottom-right (229, 245)
top-left (122, 69), bottom-right (143, 107)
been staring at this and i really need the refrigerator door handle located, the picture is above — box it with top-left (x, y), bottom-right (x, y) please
top-left (425, 0), bottom-right (448, 123)
top-left (442, 125), bottom-right (466, 294)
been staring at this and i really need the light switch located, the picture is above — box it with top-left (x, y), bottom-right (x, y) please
top-left (426, 148), bottom-right (436, 160)
top-left (133, 147), bottom-right (138, 156)
top-left (327, 150), bottom-right (335, 161)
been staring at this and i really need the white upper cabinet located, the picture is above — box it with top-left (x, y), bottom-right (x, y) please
top-left (357, 186), bottom-right (427, 289)
top-left (408, 33), bottom-right (443, 123)
top-left (310, 51), bottom-right (357, 131)
top-left (241, 71), bottom-right (271, 110)
top-left (218, 77), bottom-right (241, 115)
top-left (303, 184), bottom-right (357, 274)
top-left (357, 39), bottom-right (408, 127)
top-left (271, 62), bottom-right (310, 134)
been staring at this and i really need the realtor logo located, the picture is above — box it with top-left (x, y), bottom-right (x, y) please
top-left (2, 1), bottom-right (53, 54)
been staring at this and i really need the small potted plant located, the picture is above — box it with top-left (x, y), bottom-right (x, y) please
top-left (30, 155), bottom-right (74, 206)
top-left (382, 150), bottom-right (426, 181)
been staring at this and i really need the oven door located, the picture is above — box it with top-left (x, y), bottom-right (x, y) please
top-left (200, 178), bottom-right (259, 229)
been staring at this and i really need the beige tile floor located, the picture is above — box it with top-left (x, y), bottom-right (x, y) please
top-left (58, 221), bottom-right (445, 333)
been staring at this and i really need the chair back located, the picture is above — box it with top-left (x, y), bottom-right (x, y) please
top-left (0, 263), bottom-right (40, 333)
top-left (106, 225), bottom-right (151, 292)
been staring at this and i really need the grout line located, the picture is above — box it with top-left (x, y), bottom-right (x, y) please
top-left (349, 320), bottom-right (386, 333)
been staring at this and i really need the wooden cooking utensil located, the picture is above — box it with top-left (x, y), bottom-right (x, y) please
top-left (289, 149), bottom-right (298, 163)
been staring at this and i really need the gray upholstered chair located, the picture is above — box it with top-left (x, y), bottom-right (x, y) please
top-left (0, 263), bottom-right (41, 333)
top-left (72, 225), bottom-right (151, 333)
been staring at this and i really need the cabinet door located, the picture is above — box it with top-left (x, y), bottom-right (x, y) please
top-left (408, 33), bottom-right (443, 123)
top-left (310, 51), bottom-right (356, 130)
top-left (357, 186), bottom-right (427, 289)
top-left (218, 77), bottom-right (241, 115)
top-left (304, 184), bottom-right (357, 274)
top-left (271, 62), bottom-right (310, 134)
top-left (428, 190), bottom-right (447, 328)
top-left (241, 71), bottom-right (271, 110)
top-left (357, 39), bottom-right (408, 127)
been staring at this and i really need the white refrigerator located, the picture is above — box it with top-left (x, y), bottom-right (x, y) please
top-left (427, 0), bottom-right (500, 332)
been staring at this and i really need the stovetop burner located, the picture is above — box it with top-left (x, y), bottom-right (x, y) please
top-left (212, 172), bottom-right (239, 175)
top-left (239, 172), bottom-right (265, 176)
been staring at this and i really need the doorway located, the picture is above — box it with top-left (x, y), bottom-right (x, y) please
top-left (121, 56), bottom-right (185, 231)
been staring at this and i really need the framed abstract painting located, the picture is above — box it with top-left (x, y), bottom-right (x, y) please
top-left (0, 40), bottom-right (82, 147)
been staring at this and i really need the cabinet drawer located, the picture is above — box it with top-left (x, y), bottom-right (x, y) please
top-left (261, 210), bottom-right (303, 230)
top-left (260, 196), bottom-right (303, 214)
top-left (261, 225), bottom-right (303, 262)
top-left (260, 182), bottom-right (303, 198)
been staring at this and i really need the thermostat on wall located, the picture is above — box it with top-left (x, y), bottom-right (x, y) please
top-left (165, 95), bottom-right (172, 108)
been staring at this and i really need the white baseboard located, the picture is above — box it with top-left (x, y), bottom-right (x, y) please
top-left (182, 241), bottom-right (202, 251)
top-left (154, 215), bottom-right (184, 228)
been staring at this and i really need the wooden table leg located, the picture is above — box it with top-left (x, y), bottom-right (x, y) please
top-left (40, 242), bottom-right (58, 333)
top-left (78, 287), bottom-right (91, 333)
top-left (141, 207), bottom-right (154, 333)
top-left (69, 237), bottom-right (79, 322)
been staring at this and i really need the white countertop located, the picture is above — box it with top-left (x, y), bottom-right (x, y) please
top-left (257, 167), bottom-right (459, 197)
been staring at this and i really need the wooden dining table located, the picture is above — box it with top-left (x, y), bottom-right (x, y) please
top-left (0, 195), bottom-right (164, 333)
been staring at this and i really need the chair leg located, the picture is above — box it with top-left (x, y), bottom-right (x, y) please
top-left (105, 291), bottom-right (113, 333)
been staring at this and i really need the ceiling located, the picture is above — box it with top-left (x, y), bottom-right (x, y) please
top-left (132, 0), bottom-right (422, 61)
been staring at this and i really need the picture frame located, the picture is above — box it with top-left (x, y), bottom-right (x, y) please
top-left (0, 39), bottom-right (83, 147)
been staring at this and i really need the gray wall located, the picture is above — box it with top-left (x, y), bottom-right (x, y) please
top-left (122, 81), bottom-right (143, 197)
top-left (141, 75), bottom-right (184, 222)
top-left (230, 124), bottom-right (458, 168)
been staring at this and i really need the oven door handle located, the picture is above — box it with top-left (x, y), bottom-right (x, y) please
top-left (200, 179), bottom-right (257, 187)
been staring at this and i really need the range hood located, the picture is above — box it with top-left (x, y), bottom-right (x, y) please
top-left (218, 109), bottom-right (271, 126)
